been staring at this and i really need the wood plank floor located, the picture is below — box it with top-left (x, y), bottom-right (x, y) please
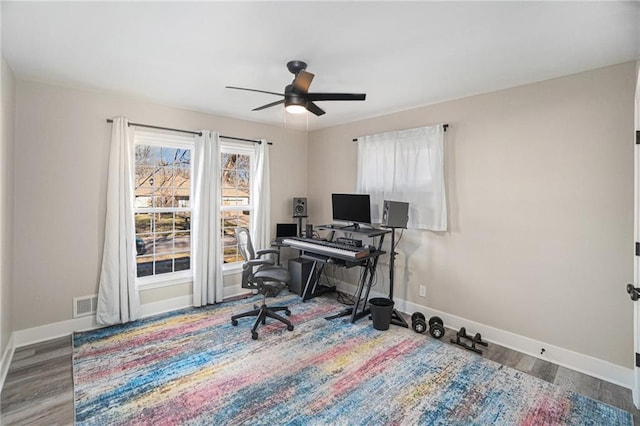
top-left (2, 322), bottom-right (639, 425)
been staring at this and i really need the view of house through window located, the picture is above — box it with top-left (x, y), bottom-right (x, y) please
top-left (221, 146), bottom-right (252, 265)
top-left (134, 138), bottom-right (192, 279)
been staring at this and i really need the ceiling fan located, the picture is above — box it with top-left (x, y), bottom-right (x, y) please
top-left (226, 60), bottom-right (366, 116)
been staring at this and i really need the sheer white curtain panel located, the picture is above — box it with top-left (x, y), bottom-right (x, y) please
top-left (96, 117), bottom-right (140, 325)
top-left (251, 140), bottom-right (271, 250)
top-left (193, 130), bottom-right (223, 306)
top-left (356, 124), bottom-right (447, 231)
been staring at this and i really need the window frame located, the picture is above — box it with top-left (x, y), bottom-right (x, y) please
top-left (220, 139), bottom-right (255, 274)
top-left (134, 131), bottom-right (195, 289)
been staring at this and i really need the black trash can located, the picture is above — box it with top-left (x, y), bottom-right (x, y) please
top-left (369, 298), bottom-right (394, 331)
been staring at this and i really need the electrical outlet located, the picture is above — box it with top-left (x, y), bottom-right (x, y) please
top-left (419, 285), bottom-right (426, 297)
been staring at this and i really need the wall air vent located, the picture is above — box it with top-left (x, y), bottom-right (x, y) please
top-left (73, 295), bottom-right (98, 318)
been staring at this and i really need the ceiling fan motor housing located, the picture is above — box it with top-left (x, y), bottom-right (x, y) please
top-left (286, 60), bottom-right (307, 75)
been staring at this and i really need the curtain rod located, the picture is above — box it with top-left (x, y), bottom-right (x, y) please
top-left (105, 119), bottom-right (272, 145)
top-left (352, 123), bottom-right (448, 142)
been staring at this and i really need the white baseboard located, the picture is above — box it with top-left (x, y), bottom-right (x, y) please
top-left (0, 333), bottom-right (15, 396)
top-left (139, 295), bottom-right (193, 319)
top-left (335, 281), bottom-right (634, 390)
top-left (223, 283), bottom-right (251, 300)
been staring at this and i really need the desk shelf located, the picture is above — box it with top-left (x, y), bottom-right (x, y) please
top-left (317, 224), bottom-right (391, 238)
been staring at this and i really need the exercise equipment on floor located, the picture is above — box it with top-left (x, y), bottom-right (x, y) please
top-left (411, 313), bottom-right (445, 339)
top-left (450, 327), bottom-right (488, 354)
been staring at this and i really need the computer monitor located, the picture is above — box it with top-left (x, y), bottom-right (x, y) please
top-left (331, 193), bottom-right (372, 228)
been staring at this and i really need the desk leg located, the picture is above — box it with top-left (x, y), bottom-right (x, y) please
top-left (323, 265), bottom-right (370, 322)
top-left (350, 262), bottom-right (371, 323)
top-left (301, 261), bottom-right (317, 302)
top-left (302, 261), bottom-right (336, 301)
top-left (390, 309), bottom-right (409, 328)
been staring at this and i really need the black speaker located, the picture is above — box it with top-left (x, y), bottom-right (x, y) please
top-left (288, 257), bottom-right (313, 295)
top-left (293, 197), bottom-right (307, 217)
top-left (382, 200), bottom-right (409, 228)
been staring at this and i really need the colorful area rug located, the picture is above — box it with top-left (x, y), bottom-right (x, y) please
top-left (73, 293), bottom-right (632, 425)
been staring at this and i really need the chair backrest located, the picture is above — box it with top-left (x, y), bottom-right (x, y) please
top-left (234, 226), bottom-right (289, 294)
top-left (235, 227), bottom-right (255, 261)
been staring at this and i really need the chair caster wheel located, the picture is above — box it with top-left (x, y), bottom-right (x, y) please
top-left (285, 309), bottom-right (291, 316)
top-left (232, 320), bottom-right (238, 326)
top-left (287, 324), bottom-right (294, 331)
top-left (252, 332), bottom-right (258, 340)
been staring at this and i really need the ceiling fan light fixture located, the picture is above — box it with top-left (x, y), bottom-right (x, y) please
top-left (285, 104), bottom-right (307, 114)
top-left (285, 96), bottom-right (307, 114)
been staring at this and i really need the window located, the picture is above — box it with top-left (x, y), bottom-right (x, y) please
top-left (357, 124), bottom-right (447, 230)
top-left (220, 142), bottom-right (253, 267)
top-left (134, 132), bottom-right (194, 284)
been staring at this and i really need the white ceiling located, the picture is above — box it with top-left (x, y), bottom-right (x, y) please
top-left (2, 1), bottom-right (639, 131)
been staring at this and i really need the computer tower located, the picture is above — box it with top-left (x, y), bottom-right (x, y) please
top-left (382, 200), bottom-right (409, 228)
top-left (288, 257), bottom-right (313, 295)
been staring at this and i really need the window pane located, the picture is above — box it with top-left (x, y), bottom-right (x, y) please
top-left (221, 170), bottom-right (237, 190)
top-left (135, 146), bottom-right (154, 166)
top-left (135, 188), bottom-right (153, 208)
top-left (136, 235), bottom-right (151, 256)
top-left (153, 167), bottom-right (174, 208)
top-left (136, 166), bottom-right (155, 187)
top-left (175, 231), bottom-right (190, 252)
top-left (174, 254), bottom-right (190, 272)
top-left (222, 224), bottom-right (241, 263)
top-left (135, 141), bottom-right (192, 279)
top-left (221, 210), bottom-right (250, 263)
top-left (221, 153), bottom-right (234, 169)
top-left (220, 148), bottom-right (252, 266)
top-left (177, 148), bottom-right (190, 165)
top-left (175, 167), bottom-right (190, 207)
top-left (155, 213), bottom-right (174, 233)
top-left (176, 212), bottom-right (191, 231)
top-left (136, 255), bottom-right (153, 277)
top-left (135, 213), bottom-right (152, 234)
top-left (154, 233), bottom-right (174, 255)
top-left (222, 210), bottom-right (250, 229)
top-left (154, 255), bottom-right (174, 275)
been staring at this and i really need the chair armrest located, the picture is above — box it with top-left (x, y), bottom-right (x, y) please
top-left (256, 249), bottom-right (280, 257)
top-left (244, 259), bottom-right (275, 269)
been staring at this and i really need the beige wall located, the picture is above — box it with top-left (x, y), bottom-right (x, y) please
top-left (1, 57), bottom-right (15, 356)
top-left (308, 62), bottom-right (636, 368)
top-left (13, 80), bottom-right (308, 330)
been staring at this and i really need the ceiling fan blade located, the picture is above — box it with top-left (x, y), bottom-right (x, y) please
top-left (306, 101), bottom-right (326, 116)
top-left (226, 86), bottom-right (284, 97)
top-left (252, 99), bottom-right (285, 111)
top-left (307, 93), bottom-right (366, 101)
top-left (291, 70), bottom-right (314, 94)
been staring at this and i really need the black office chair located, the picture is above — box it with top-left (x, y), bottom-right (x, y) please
top-left (231, 227), bottom-right (294, 340)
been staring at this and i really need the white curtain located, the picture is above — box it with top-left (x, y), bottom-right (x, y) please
top-left (251, 139), bottom-right (271, 250)
top-left (192, 130), bottom-right (223, 306)
top-left (356, 124), bottom-right (447, 231)
top-left (96, 117), bottom-right (140, 325)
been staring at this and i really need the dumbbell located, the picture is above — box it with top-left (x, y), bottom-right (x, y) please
top-left (411, 312), bottom-right (427, 334)
top-left (428, 316), bottom-right (445, 339)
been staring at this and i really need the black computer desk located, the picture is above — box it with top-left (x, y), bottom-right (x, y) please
top-left (282, 224), bottom-right (391, 323)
